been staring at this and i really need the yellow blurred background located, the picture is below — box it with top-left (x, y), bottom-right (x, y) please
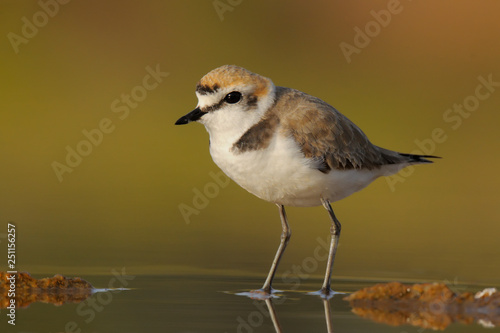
top-left (1, 0), bottom-right (499, 286)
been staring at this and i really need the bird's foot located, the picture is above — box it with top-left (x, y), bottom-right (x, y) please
top-left (307, 287), bottom-right (341, 299)
top-left (242, 287), bottom-right (280, 299)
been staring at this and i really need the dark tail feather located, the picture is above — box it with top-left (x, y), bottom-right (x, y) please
top-left (399, 153), bottom-right (441, 164)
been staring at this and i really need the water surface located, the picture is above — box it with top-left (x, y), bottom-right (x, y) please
top-left (8, 274), bottom-right (494, 332)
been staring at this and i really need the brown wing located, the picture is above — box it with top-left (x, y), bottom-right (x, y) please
top-left (275, 87), bottom-right (405, 172)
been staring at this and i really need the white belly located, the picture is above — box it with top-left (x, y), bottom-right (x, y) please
top-left (210, 134), bottom-right (385, 207)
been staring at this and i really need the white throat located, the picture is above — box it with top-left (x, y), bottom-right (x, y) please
top-left (199, 85), bottom-right (276, 150)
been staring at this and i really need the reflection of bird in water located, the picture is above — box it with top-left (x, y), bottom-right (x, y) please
top-left (262, 296), bottom-right (334, 333)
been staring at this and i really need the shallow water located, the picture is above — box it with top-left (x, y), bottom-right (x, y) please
top-left (7, 274), bottom-right (494, 332)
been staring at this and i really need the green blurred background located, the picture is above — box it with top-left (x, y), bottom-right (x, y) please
top-left (1, 0), bottom-right (499, 286)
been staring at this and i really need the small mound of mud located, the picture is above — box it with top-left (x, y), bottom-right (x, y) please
top-left (344, 282), bottom-right (500, 330)
top-left (0, 271), bottom-right (93, 308)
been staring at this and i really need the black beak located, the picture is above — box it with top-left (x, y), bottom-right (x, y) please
top-left (175, 108), bottom-right (205, 125)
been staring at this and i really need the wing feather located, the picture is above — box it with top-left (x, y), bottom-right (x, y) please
top-left (274, 87), bottom-right (405, 171)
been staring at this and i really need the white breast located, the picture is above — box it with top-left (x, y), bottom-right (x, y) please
top-left (209, 132), bottom-right (384, 207)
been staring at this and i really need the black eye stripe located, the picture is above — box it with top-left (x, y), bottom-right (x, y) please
top-left (202, 99), bottom-right (225, 112)
top-left (200, 91), bottom-right (247, 113)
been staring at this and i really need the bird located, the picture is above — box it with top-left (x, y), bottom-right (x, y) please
top-left (175, 65), bottom-right (438, 297)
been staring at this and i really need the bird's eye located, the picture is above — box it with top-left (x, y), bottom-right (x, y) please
top-left (224, 91), bottom-right (242, 104)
